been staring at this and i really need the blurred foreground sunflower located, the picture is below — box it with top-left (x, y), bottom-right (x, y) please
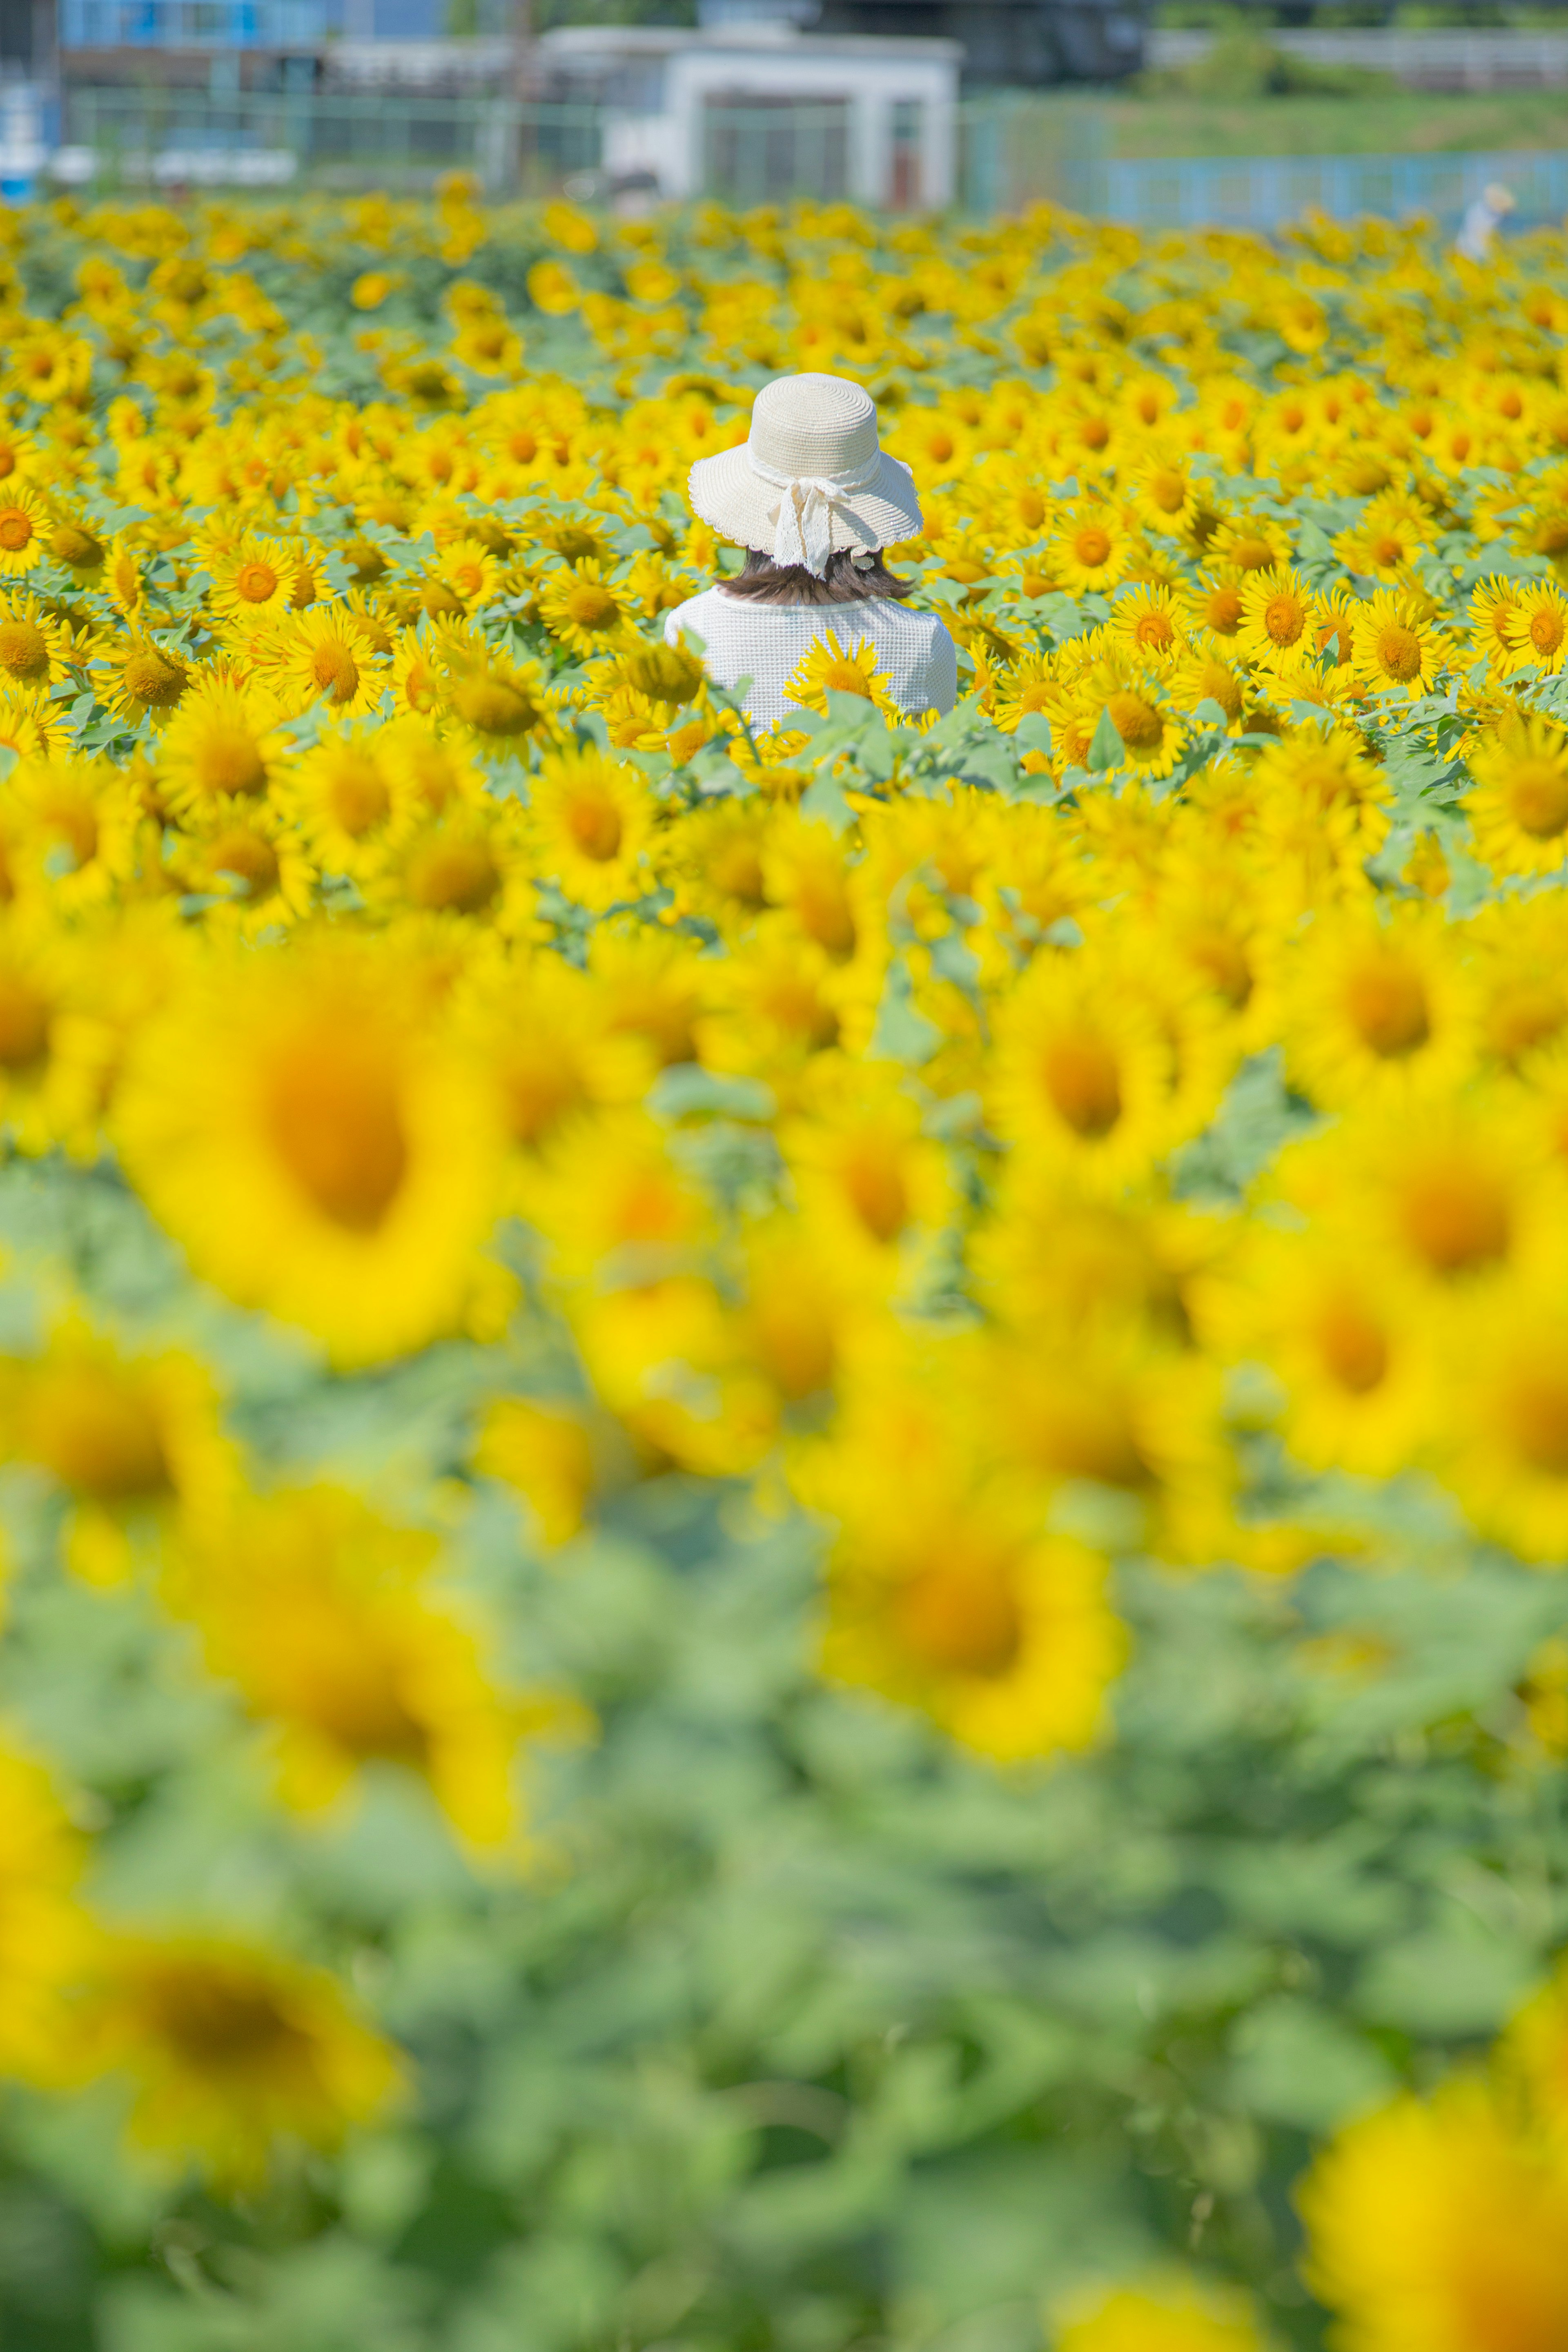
top-left (114, 938), bottom-right (508, 1363)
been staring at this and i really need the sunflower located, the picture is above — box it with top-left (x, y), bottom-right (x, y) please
top-left (285, 544), bottom-right (326, 612)
top-left (1207, 514), bottom-right (1288, 573)
top-left (479, 1387), bottom-right (645, 1547)
top-left (1281, 903), bottom-right (1477, 1111)
top-left (170, 803), bottom-right (317, 931)
top-left (1170, 640), bottom-right (1247, 731)
top-left (819, 1472), bottom-right (1124, 1762)
top-left (337, 586), bottom-right (394, 658)
top-left (588, 925), bottom-right (713, 1069)
top-left (1466, 712), bottom-right (1568, 877)
top-left (206, 533), bottom-right (297, 631)
top-left (461, 950), bottom-right (648, 1167)
top-left (655, 799), bottom-right (771, 928)
top-left (988, 646), bottom-right (1059, 736)
top-left (1194, 573), bottom-right (1245, 639)
top-left (994, 1307), bottom-right (1237, 1560)
top-left (350, 269), bottom-right (399, 310)
top-left (156, 678), bottom-right (292, 820)
top-left (8, 331), bottom-right (90, 407)
top-left (780, 1066), bottom-right (953, 1276)
top-left (1469, 575), bottom-right (1524, 673)
top-left (98, 633), bottom-right (193, 729)
top-left (1128, 447), bottom-right (1201, 537)
top-left (391, 628), bottom-right (445, 721)
top-left (987, 946), bottom-right (1181, 1192)
top-left (1235, 565), bottom-right (1316, 669)
top-left (176, 1481), bottom-right (539, 1849)
top-left (376, 806), bottom-right (527, 928)
top-left (995, 547), bottom-right (1058, 602)
top-left (115, 937), bottom-right (507, 1365)
top-left (1055, 2283), bottom-right (1265, 2352)
top-left (1333, 491), bottom-right (1430, 582)
top-left (9, 754), bottom-right (140, 913)
top-left (1251, 728), bottom-right (1391, 853)
top-left (379, 717), bottom-right (485, 819)
top-left (1300, 2080), bottom-right (1568, 2352)
top-left (82, 1930), bottom-right (401, 2191)
top-left (537, 557), bottom-right (635, 655)
top-left (0, 593), bottom-right (74, 694)
top-left (696, 915), bottom-right (856, 1077)
top-left (104, 535), bottom-right (145, 620)
top-left (1349, 588), bottom-right (1447, 699)
top-left (0, 483), bottom-right (47, 577)
top-left (528, 743), bottom-right (655, 910)
top-left (591, 681), bottom-right (690, 753)
top-left (0, 1742), bottom-right (98, 2087)
top-left (1087, 673), bottom-right (1188, 779)
top-left (1471, 892), bottom-right (1568, 1071)
top-left (1439, 1293), bottom-right (1568, 1559)
top-left (1241, 1234), bottom-right (1439, 1480)
top-left (432, 535), bottom-right (501, 608)
top-left (518, 1105), bottom-right (711, 1290)
top-left (0, 906), bottom-right (90, 1155)
top-left (1274, 1097), bottom-right (1563, 1302)
top-left (888, 406), bottom-right (972, 483)
top-left (1047, 504), bottom-right (1132, 597)
top-left (1504, 580), bottom-right (1568, 675)
top-left (783, 630), bottom-right (898, 719)
top-left (1312, 582), bottom-right (1359, 669)
top-left (1108, 583), bottom-right (1188, 666)
top-left (596, 635), bottom-right (706, 719)
top-left (0, 426), bottom-right (41, 489)
top-left (48, 516), bottom-right (107, 592)
top-left (287, 725), bottom-right (407, 875)
top-left (262, 608), bottom-right (386, 719)
top-left (0, 1313), bottom-right (237, 1585)
top-left (441, 650), bottom-right (548, 756)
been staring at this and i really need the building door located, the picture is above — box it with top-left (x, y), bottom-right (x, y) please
top-left (889, 95), bottom-right (921, 207)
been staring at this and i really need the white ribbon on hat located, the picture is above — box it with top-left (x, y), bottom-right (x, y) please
top-left (745, 445), bottom-right (884, 577)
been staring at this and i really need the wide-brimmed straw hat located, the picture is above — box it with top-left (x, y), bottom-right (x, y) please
top-left (688, 372), bottom-right (922, 576)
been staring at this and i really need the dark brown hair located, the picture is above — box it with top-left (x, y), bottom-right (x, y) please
top-left (717, 546), bottom-right (912, 605)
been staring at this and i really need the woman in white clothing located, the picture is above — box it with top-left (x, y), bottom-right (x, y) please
top-left (663, 371), bottom-right (958, 736)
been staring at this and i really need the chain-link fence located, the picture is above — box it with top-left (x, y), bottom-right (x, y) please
top-left (46, 82), bottom-right (1568, 230)
top-left (1069, 144), bottom-right (1568, 232)
top-left (58, 87), bottom-right (602, 196)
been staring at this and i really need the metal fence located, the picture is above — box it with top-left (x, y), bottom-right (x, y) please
top-left (958, 97), bottom-right (1100, 216)
top-left (1063, 146), bottom-right (1568, 233)
top-left (702, 96), bottom-right (850, 208)
top-left (59, 87), bottom-right (601, 194)
top-left (42, 83), bottom-right (1568, 229)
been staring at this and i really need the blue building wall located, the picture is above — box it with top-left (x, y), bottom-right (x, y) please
top-left (60, 0), bottom-right (337, 42)
top-left (54, 0), bottom-right (464, 41)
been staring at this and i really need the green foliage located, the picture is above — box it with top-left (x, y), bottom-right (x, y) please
top-left (0, 1169), bottom-right (1562, 2349)
top-left (1138, 24), bottom-right (1397, 102)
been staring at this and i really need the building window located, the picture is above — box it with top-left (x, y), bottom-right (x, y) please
top-left (890, 96), bottom-right (922, 210)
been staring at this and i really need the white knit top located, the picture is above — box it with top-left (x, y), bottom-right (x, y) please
top-left (664, 587), bottom-right (958, 735)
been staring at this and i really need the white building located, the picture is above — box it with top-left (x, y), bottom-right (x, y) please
top-left (536, 20), bottom-right (960, 211)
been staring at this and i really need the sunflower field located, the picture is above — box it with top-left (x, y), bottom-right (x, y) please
top-left (0, 176), bottom-right (1564, 2352)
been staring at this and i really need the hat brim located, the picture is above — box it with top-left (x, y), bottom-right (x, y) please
top-left (687, 446), bottom-right (923, 555)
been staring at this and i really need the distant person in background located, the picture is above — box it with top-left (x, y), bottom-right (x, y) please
top-left (666, 372), bottom-right (957, 736)
top-left (1457, 182), bottom-right (1517, 263)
